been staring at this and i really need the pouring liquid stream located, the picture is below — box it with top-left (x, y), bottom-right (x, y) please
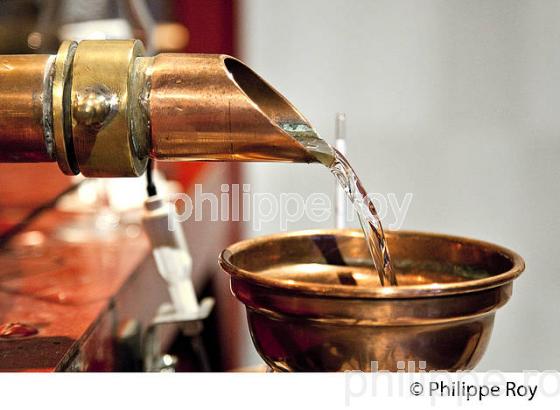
top-left (329, 148), bottom-right (397, 286)
top-left (280, 123), bottom-right (398, 286)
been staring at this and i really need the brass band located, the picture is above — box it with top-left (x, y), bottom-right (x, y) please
top-left (69, 40), bottom-right (147, 177)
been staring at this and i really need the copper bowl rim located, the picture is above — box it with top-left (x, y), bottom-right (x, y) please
top-left (219, 229), bottom-right (525, 299)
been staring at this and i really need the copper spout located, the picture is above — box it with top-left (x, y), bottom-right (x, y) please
top-left (147, 54), bottom-right (333, 164)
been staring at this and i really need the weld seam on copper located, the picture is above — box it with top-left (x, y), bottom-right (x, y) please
top-left (42, 55), bottom-right (56, 159)
top-left (130, 56), bottom-right (153, 159)
top-left (62, 43), bottom-right (79, 174)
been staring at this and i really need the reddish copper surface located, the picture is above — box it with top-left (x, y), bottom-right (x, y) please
top-left (0, 163), bottom-right (72, 209)
top-left (0, 212), bottom-right (149, 371)
top-left (0, 55), bottom-right (53, 162)
top-left (0, 163), bottom-right (243, 371)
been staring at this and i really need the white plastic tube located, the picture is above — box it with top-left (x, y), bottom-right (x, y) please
top-left (335, 112), bottom-right (347, 229)
top-left (142, 196), bottom-right (198, 315)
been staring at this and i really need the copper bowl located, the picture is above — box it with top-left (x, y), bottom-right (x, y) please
top-left (219, 229), bottom-right (525, 372)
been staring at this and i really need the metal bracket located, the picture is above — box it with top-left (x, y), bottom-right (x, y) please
top-left (143, 297), bottom-right (214, 372)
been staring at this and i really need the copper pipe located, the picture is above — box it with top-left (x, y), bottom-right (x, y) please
top-left (0, 41), bottom-right (333, 176)
top-left (0, 54), bottom-right (55, 162)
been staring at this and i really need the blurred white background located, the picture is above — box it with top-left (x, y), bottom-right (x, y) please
top-left (237, 0), bottom-right (560, 370)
